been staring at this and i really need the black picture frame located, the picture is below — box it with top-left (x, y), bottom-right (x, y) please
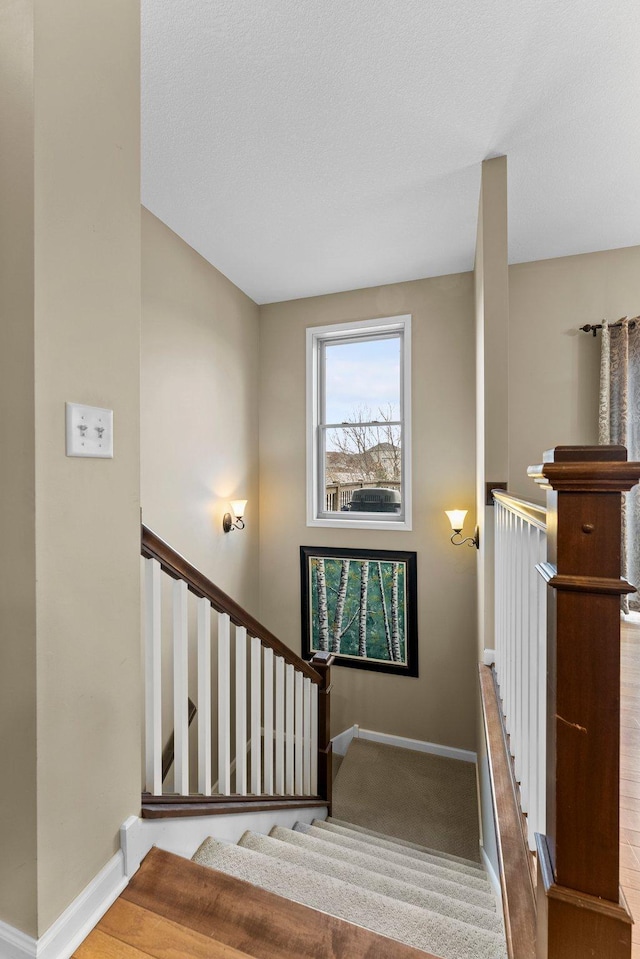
top-left (300, 545), bottom-right (418, 676)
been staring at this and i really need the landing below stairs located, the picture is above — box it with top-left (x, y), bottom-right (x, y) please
top-left (332, 737), bottom-right (481, 862)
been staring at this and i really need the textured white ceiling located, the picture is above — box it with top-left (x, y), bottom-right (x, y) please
top-left (142, 1), bottom-right (640, 304)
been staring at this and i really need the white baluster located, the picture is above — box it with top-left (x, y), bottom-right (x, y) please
top-left (217, 612), bottom-right (231, 795)
top-left (537, 529), bottom-right (548, 839)
top-left (197, 598), bottom-right (212, 796)
top-left (295, 671), bottom-right (304, 795)
top-left (145, 558), bottom-right (162, 795)
top-left (519, 524), bottom-right (531, 815)
top-left (173, 578), bottom-right (189, 796)
top-left (303, 677), bottom-right (312, 795)
top-left (526, 527), bottom-right (539, 848)
top-left (263, 647), bottom-right (274, 795)
top-left (250, 636), bottom-right (262, 795)
top-left (311, 682), bottom-right (318, 796)
top-left (235, 626), bottom-right (247, 795)
top-left (275, 656), bottom-right (285, 794)
top-left (494, 504), bottom-right (502, 677)
top-left (285, 664), bottom-right (295, 794)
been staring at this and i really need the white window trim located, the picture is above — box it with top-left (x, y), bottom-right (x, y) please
top-left (306, 315), bottom-right (412, 531)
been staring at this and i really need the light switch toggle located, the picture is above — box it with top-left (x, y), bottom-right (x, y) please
top-left (66, 403), bottom-right (113, 458)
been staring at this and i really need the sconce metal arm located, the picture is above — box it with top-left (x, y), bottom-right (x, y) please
top-left (450, 527), bottom-right (480, 549)
top-left (223, 513), bottom-right (245, 533)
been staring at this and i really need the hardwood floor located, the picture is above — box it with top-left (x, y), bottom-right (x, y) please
top-left (621, 620), bottom-right (640, 955)
top-left (75, 846), bottom-right (434, 959)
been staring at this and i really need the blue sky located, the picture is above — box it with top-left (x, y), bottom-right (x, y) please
top-left (324, 336), bottom-right (401, 424)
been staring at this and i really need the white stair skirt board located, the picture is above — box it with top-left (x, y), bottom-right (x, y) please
top-left (483, 648), bottom-right (496, 667)
top-left (120, 805), bottom-right (328, 878)
top-left (332, 725), bottom-right (477, 765)
top-left (480, 845), bottom-right (503, 915)
top-left (0, 851), bottom-right (128, 959)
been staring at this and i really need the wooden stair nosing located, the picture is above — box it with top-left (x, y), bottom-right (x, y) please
top-left (121, 846), bottom-right (437, 959)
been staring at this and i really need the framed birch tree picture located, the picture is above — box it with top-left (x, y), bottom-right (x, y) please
top-left (300, 546), bottom-right (418, 676)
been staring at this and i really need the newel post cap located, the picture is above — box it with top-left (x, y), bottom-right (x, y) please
top-left (527, 445), bottom-right (640, 493)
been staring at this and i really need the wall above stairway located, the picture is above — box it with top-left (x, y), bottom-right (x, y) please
top-left (259, 274), bottom-right (478, 751)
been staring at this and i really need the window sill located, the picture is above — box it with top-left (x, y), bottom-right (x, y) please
top-left (307, 516), bottom-right (412, 532)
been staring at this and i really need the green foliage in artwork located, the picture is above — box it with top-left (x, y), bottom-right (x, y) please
top-left (309, 557), bottom-right (406, 662)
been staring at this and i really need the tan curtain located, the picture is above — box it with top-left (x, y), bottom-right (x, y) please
top-left (598, 317), bottom-right (640, 612)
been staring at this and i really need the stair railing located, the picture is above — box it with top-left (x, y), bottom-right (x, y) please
top-left (141, 525), bottom-right (333, 811)
top-left (492, 490), bottom-right (547, 851)
top-left (485, 447), bottom-right (640, 959)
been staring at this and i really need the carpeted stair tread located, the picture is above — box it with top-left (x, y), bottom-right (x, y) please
top-left (239, 830), bottom-right (503, 934)
top-left (294, 822), bottom-right (490, 892)
top-left (270, 826), bottom-right (497, 912)
top-left (327, 817), bottom-right (485, 870)
top-left (193, 838), bottom-right (506, 959)
top-left (312, 820), bottom-right (484, 880)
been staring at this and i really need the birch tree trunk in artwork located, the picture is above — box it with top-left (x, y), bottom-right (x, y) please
top-left (358, 562), bottom-right (369, 657)
top-left (391, 562), bottom-right (401, 662)
top-left (316, 559), bottom-right (329, 651)
top-left (377, 561), bottom-right (393, 659)
top-left (331, 560), bottom-right (350, 654)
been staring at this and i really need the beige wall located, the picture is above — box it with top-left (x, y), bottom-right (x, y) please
top-left (508, 245), bottom-right (640, 499)
top-left (141, 209), bottom-right (260, 611)
top-left (1, 0), bottom-right (141, 937)
top-left (259, 276), bottom-right (478, 751)
top-left (0, 0), bottom-right (37, 935)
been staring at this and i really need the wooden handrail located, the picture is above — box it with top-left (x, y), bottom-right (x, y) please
top-left (479, 665), bottom-right (536, 959)
top-left (491, 489), bottom-right (547, 531)
top-left (141, 525), bottom-right (321, 685)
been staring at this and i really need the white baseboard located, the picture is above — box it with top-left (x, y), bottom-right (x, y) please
top-left (1, 801), bottom-right (329, 959)
top-left (483, 648), bottom-right (496, 667)
top-left (480, 844), bottom-right (503, 916)
top-left (331, 724), bottom-right (359, 756)
top-left (0, 850), bottom-right (127, 959)
top-left (332, 725), bottom-right (477, 764)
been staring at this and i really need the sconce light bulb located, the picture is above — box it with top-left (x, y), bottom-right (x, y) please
top-left (230, 499), bottom-right (247, 520)
top-left (445, 509), bottom-right (468, 533)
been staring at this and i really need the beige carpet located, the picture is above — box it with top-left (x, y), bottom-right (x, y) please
top-left (332, 738), bottom-right (481, 862)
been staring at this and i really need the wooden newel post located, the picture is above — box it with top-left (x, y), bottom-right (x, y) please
top-left (528, 446), bottom-right (640, 959)
top-left (310, 651), bottom-right (334, 810)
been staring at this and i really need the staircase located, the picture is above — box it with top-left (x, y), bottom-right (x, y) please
top-left (192, 817), bottom-right (506, 959)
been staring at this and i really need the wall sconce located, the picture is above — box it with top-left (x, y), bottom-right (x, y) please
top-left (223, 499), bottom-right (247, 533)
top-left (445, 509), bottom-right (479, 549)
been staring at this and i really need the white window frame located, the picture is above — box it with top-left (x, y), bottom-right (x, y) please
top-left (306, 315), bottom-right (412, 530)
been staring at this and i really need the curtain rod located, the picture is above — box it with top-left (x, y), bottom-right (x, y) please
top-left (581, 316), bottom-right (639, 337)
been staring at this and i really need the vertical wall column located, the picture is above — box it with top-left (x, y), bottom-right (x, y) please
top-left (475, 155), bottom-right (509, 657)
top-left (0, 0), bottom-right (141, 939)
top-left (530, 446), bottom-right (638, 959)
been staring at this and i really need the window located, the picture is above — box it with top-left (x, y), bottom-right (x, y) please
top-left (306, 315), bottom-right (411, 529)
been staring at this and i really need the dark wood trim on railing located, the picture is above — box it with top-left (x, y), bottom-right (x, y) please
top-left (311, 650), bottom-right (334, 811)
top-left (140, 798), bottom-right (327, 820)
top-left (479, 664), bottom-right (536, 959)
top-left (491, 489), bottom-right (547, 531)
top-left (141, 525), bottom-right (321, 684)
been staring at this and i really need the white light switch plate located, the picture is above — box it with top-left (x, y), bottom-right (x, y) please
top-left (66, 403), bottom-right (113, 458)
